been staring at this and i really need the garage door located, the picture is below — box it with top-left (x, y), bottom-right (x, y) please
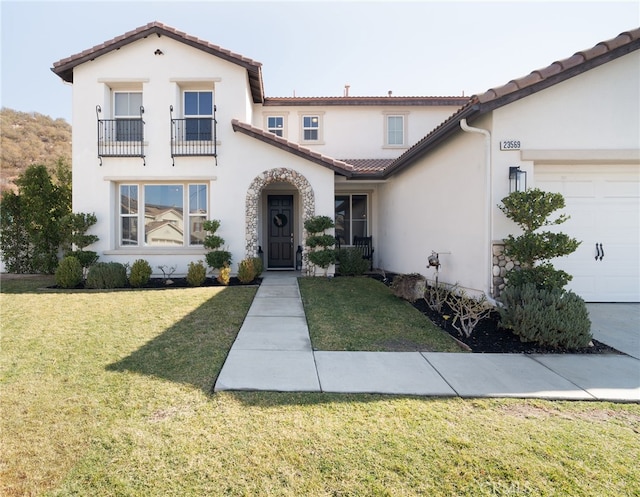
top-left (535, 164), bottom-right (640, 302)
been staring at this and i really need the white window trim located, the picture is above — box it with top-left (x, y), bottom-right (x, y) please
top-left (263, 112), bottom-right (289, 138)
top-left (383, 111), bottom-right (409, 149)
top-left (116, 181), bottom-right (209, 249)
top-left (298, 111), bottom-right (325, 145)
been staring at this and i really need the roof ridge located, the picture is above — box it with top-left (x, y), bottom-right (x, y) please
top-left (476, 27), bottom-right (640, 103)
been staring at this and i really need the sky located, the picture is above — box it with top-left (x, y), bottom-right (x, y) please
top-left (1, 0), bottom-right (638, 123)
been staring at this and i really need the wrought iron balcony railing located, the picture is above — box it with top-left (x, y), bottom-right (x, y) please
top-left (170, 105), bottom-right (217, 166)
top-left (96, 105), bottom-right (145, 166)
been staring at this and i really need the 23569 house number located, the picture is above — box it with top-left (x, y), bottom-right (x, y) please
top-left (500, 140), bottom-right (521, 150)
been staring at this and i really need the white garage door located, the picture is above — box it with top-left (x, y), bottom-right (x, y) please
top-left (535, 164), bottom-right (640, 302)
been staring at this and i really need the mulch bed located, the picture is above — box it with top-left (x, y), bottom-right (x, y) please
top-left (49, 277), bottom-right (261, 290)
top-left (369, 273), bottom-right (623, 355)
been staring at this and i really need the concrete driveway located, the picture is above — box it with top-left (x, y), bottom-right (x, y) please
top-left (587, 303), bottom-right (639, 359)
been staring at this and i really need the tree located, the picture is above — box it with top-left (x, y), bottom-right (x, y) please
top-left (304, 215), bottom-right (336, 277)
top-left (203, 219), bottom-right (232, 285)
top-left (0, 164), bottom-right (71, 273)
top-left (0, 191), bottom-right (30, 272)
top-left (498, 188), bottom-right (591, 348)
top-left (499, 188), bottom-right (580, 290)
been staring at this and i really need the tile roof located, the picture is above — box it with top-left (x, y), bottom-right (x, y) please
top-left (51, 21), bottom-right (265, 103)
top-left (340, 159), bottom-right (394, 173)
top-left (382, 27), bottom-right (640, 178)
top-left (264, 96), bottom-right (469, 107)
top-left (231, 120), bottom-right (355, 176)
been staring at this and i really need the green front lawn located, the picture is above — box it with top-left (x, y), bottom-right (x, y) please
top-left (1, 275), bottom-right (639, 496)
top-left (299, 276), bottom-right (462, 352)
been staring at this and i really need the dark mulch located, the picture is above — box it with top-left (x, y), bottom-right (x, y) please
top-left (368, 272), bottom-right (624, 355)
top-left (49, 277), bottom-right (261, 290)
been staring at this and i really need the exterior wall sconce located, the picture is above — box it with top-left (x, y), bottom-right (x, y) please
top-left (509, 166), bottom-right (527, 192)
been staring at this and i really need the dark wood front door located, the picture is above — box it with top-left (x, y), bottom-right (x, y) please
top-left (268, 195), bottom-right (294, 268)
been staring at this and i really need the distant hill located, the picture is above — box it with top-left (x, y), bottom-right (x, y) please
top-left (0, 108), bottom-right (71, 193)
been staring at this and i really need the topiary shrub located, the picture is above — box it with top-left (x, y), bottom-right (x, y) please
top-left (499, 283), bottom-right (592, 349)
top-left (186, 260), bottom-right (207, 287)
top-left (499, 188), bottom-right (580, 292)
top-left (55, 255), bottom-right (83, 289)
top-left (203, 219), bottom-right (232, 280)
top-left (86, 262), bottom-right (127, 289)
top-left (336, 248), bottom-right (370, 276)
top-left (129, 259), bottom-right (152, 288)
top-left (237, 258), bottom-right (258, 284)
top-left (304, 215), bottom-right (335, 276)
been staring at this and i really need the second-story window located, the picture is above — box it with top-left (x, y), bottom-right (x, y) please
top-left (267, 116), bottom-right (284, 137)
top-left (184, 91), bottom-right (213, 141)
top-left (302, 115), bottom-right (320, 141)
top-left (114, 92), bottom-right (143, 141)
top-left (386, 115), bottom-right (404, 146)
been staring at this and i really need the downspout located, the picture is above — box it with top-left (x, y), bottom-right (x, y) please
top-left (460, 118), bottom-right (494, 299)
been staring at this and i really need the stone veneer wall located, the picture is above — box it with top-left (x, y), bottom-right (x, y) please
top-left (245, 168), bottom-right (315, 270)
top-left (492, 241), bottom-right (521, 299)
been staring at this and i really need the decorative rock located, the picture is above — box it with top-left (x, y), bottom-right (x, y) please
top-left (505, 261), bottom-right (514, 271)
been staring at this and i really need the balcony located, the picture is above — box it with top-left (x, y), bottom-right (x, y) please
top-left (96, 105), bottom-right (145, 165)
top-left (170, 105), bottom-right (217, 165)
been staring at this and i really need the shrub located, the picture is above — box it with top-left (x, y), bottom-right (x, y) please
top-left (506, 264), bottom-right (572, 292)
top-left (72, 250), bottom-right (99, 269)
top-left (499, 283), bottom-right (592, 349)
top-left (336, 248), bottom-right (369, 276)
top-left (446, 289), bottom-right (493, 338)
top-left (206, 250), bottom-right (232, 271)
top-left (217, 264), bottom-right (231, 286)
top-left (499, 188), bottom-right (580, 291)
top-left (424, 280), bottom-right (454, 313)
top-left (252, 257), bottom-right (264, 277)
top-left (186, 261), bottom-right (207, 287)
top-left (129, 259), bottom-right (152, 288)
top-left (55, 256), bottom-right (83, 289)
top-left (304, 215), bottom-right (335, 276)
top-left (86, 262), bottom-right (127, 289)
top-left (237, 258), bottom-right (258, 284)
top-left (390, 273), bottom-right (426, 303)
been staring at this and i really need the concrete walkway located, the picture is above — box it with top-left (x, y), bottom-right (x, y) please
top-left (215, 273), bottom-right (640, 402)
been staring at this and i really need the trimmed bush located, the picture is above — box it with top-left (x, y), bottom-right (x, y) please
top-left (206, 250), bottom-right (232, 271)
top-left (252, 257), bottom-right (264, 277)
top-left (72, 250), bottom-right (99, 269)
top-left (336, 248), bottom-right (369, 276)
top-left (55, 255), bottom-right (83, 289)
top-left (217, 264), bottom-right (231, 286)
top-left (499, 283), bottom-right (592, 349)
top-left (187, 261), bottom-right (207, 287)
top-left (505, 264), bottom-right (572, 292)
top-left (237, 258), bottom-right (258, 284)
top-left (86, 262), bottom-right (127, 289)
top-left (129, 259), bottom-right (152, 288)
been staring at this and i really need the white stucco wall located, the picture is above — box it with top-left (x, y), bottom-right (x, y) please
top-left (378, 127), bottom-right (490, 294)
top-left (254, 104), bottom-right (462, 159)
top-left (491, 50), bottom-right (640, 240)
top-left (70, 35), bottom-right (336, 276)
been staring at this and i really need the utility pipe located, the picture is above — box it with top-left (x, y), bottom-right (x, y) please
top-left (460, 118), bottom-right (494, 299)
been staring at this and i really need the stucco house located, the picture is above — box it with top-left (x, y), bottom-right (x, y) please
top-left (51, 22), bottom-right (639, 302)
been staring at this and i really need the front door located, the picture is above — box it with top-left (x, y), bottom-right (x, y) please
top-left (267, 195), bottom-right (294, 268)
